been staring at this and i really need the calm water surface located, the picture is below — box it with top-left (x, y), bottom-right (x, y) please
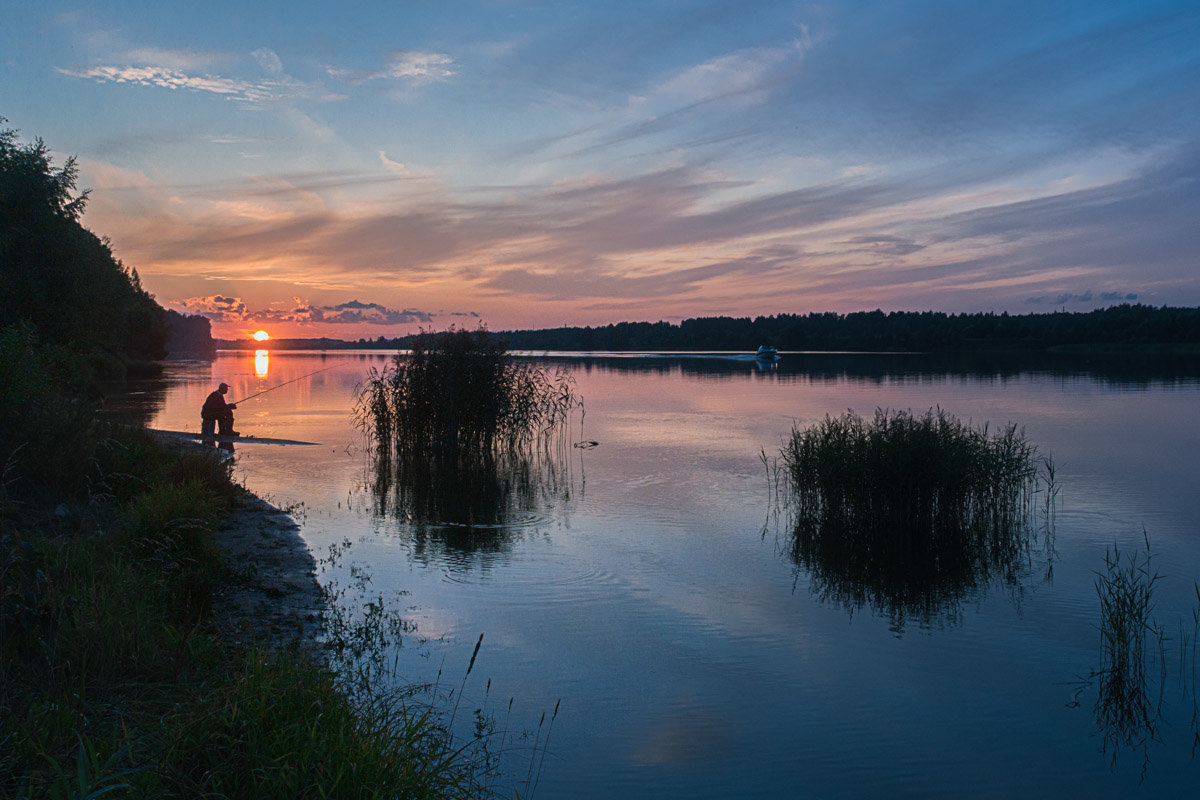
top-left (126, 350), bottom-right (1200, 798)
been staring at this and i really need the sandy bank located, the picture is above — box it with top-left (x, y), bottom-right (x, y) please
top-left (144, 429), bottom-right (327, 651)
top-left (206, 489), bottom-right (327, 653)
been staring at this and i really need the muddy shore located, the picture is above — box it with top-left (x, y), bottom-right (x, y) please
top-left (145, 430), bottom-right (327, 651)
top-left (206, 489), bottom-right (327, 652)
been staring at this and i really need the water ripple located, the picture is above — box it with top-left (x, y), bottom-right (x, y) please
top-left (439, 550), bottom-right (620, 598)
top-left (427, 510), bottom-right (557, 530)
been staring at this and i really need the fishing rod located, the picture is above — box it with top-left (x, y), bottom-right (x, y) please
top-left (230, 366), bottom-right (335, 405)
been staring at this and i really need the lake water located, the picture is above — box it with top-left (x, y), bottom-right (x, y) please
top-left (121, 349), bottom-right (1200, 797)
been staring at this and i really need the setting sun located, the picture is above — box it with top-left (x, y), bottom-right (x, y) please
top-left (252, 330), bottom-right (270, 342)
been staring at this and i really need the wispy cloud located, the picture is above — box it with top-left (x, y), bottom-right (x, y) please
top-left (328, 51), bottom-right (456, 86)
top-left (1025, 290), bottom-right (1139, 306)
top-left (251, 48), bottom-right (284, 75)
top-left (121, 47), bottom-right (225, 71)
top-left (655, 38), bottom-right (811, 107)
top-left (85, 104), bottom-right (1200, 325)
top-left (304, 299), bottom-right (435, 325)
top-left (379, 51), bottom-right (455, 82)
top-left (58, 63), bottom-right (312, 105)
top-left (57, 45), bottom-right (322, 106)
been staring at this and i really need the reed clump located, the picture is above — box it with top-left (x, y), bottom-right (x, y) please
top-left (780, 407), bottom-right (1047, 622)
top-left (1092, 534), bottom-right (1164, 757)
top-left (355, 327), bottom-right (581, 466)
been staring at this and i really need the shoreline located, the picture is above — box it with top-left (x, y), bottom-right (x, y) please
top-left (206, 488), bottom-right (327, 653)
top-left (146, 428), bottom-right (328, 651)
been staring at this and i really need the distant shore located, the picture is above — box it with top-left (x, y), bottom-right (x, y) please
top-left (206, 304), bottom-right (1200, 356)
top-left (214, 341), bottom-right (1200, 357)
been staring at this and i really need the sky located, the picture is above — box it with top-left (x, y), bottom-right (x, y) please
top-left (2, 1), bottom-right (1198, 340)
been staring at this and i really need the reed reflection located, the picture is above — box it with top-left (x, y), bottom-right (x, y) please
top-left (369, 449), bottom-right (577, 559)
top-left (773, 408), bottom-right (1055, 629)
top-left (1068, 539), bottom-right (1169, 778)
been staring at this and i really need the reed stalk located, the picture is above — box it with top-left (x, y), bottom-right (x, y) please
top-left (1092, 533), bottom-right (1164, 761)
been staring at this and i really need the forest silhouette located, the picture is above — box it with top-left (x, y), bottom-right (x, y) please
top-left (1, 120), bottom-right (175, 377)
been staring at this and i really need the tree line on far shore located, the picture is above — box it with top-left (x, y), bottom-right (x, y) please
top-left (491, 305), bottom-right (1200, 352)
top-left (237, 304), bottom-right (1200, 353)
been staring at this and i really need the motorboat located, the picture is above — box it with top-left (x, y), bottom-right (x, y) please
top-left (756, 345), bottom-right (778, 360)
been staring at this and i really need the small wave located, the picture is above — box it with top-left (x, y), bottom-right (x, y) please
top-left (440, 550), bottom-right (620, 596)
top-left (427, 509), bottom-right (557, 530)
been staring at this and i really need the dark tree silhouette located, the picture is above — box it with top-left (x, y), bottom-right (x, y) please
top-left (1, 119), bottom-right (170, 375)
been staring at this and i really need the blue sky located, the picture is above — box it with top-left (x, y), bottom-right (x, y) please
top-left (2, 1), bottom-right (1198, 337)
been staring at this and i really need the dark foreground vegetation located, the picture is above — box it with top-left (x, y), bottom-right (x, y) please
top-left (0, 402), bottom-right (490, 797)
top-left (2, 123), bottom-right (491, 797)
top-left (776, 408), bottom-right (1053, 626)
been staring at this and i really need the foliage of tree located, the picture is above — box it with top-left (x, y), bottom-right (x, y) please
top-left (165, 308), bottom-right (217, 357)
top-left (0, 120), bottom-right (170, 376)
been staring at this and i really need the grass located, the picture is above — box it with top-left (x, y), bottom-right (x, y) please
top-left (1, 359), bottom-right (498, 797)
top-left (1089, 532), bottom-right (1165, 769)
top-left (1096, 536), bottom-right (1162, 712)
top-left (152, 648), bottom-right (493, 799)
top-left (778, 407), bottom-right (1050, 624)
top-left (356, 326), bottom-right (581, 466)
top-left (1059, 531), bottom-right (1200, 777)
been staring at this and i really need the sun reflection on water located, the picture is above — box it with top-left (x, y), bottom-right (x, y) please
top-left (254, 349), bottom-right (269, 378)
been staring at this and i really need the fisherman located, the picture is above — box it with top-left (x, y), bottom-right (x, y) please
top-left (201, 382), bottom-right (238, 437)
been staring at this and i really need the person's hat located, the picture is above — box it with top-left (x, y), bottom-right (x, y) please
top-left (219, 382), bottom-right (229, 390)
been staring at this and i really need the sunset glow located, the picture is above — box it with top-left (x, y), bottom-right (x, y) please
top-left (6, 2), bottom-right (1197, 339)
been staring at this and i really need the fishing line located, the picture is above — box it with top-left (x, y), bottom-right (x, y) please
top-left (229, 366), bottom-right (335, 405)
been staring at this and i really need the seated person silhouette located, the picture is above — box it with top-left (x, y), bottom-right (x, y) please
top-left (201, 382), bottom-right (238, 437)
